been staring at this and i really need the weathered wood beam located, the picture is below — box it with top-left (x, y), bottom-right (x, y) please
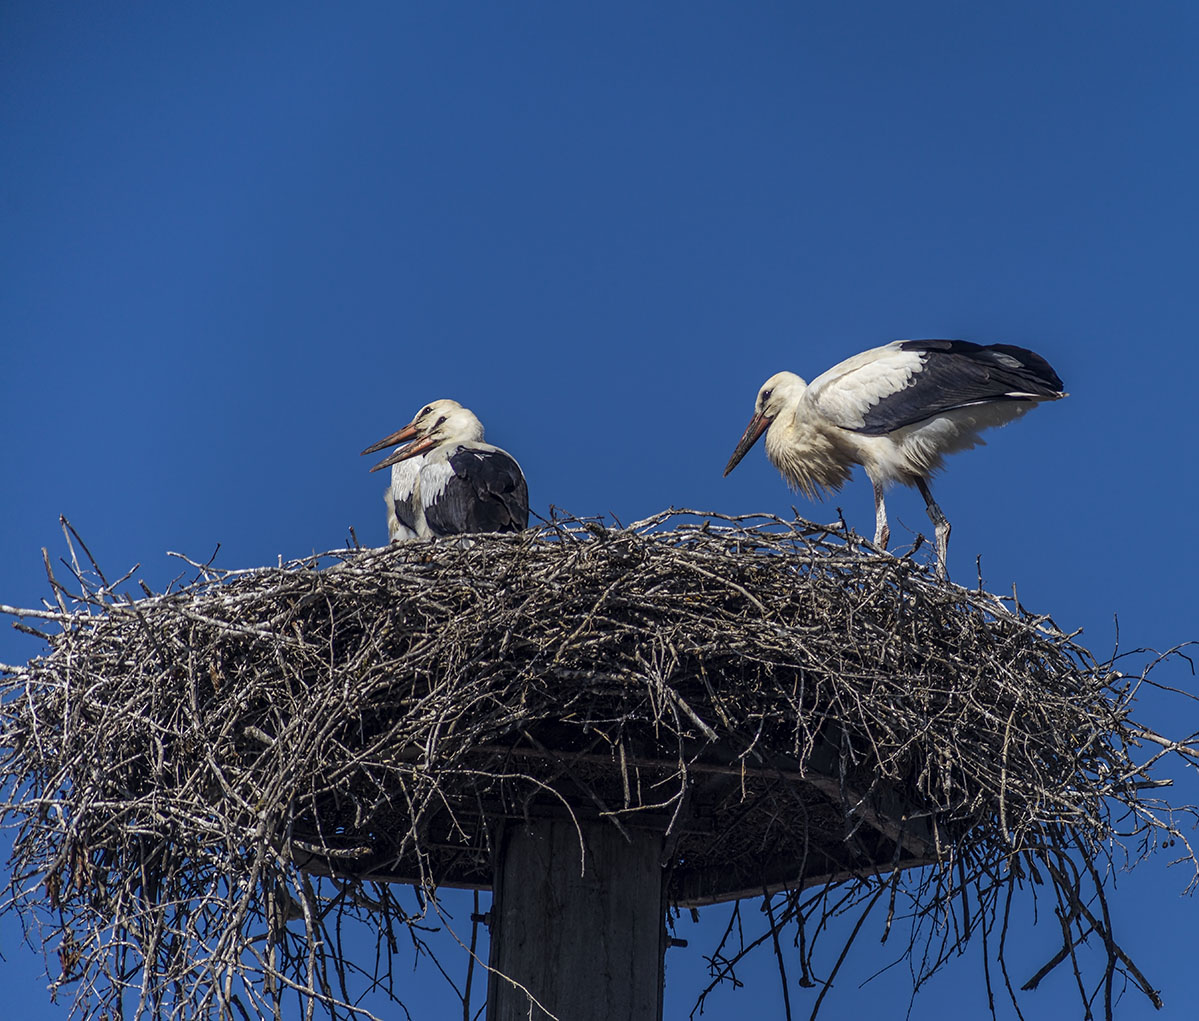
top-left (487, 817), bottom-right (667, 1021)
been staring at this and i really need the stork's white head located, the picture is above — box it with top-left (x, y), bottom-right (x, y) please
top-left (753, 372), bottom-right (806, 421)
top-left (723, 371), bottom-right (807, 476)
top-left (363, 398), bottom-right (476, 472)
top-left (363, 400), bottom-right (485, 472)
top-left (411, 404), bottom-right (485, 450)
top-left (406, 398), bottom-right (466, 436)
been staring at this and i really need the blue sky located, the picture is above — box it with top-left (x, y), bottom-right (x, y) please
top-left (3, 2), bottom-right (1198, 1018)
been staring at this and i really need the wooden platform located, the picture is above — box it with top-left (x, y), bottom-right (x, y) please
top-left (290, 724), bottom-right (939, 907)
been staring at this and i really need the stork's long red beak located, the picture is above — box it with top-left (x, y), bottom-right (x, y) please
top-left (361, 422), bottom-right (418, 457)
top-left (723, 412), bottom-right (771, 476)
top-left (362, 421), bottom-right (424, 473)
top-left (366, 432), bottom-right (439, 473)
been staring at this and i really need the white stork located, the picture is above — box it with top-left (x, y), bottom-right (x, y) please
top-left (362, 399), bottom-right (529, 541)
top-left (723, 339), bottom-right (1065, 580)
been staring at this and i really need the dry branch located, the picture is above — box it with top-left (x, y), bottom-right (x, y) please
top-left (1, 510), bottom-right (1196, 1021)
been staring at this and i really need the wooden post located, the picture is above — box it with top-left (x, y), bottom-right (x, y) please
top-left (486, 817), bottom-right (667, 1021)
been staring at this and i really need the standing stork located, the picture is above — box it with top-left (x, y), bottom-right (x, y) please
top-left (362, 400), bottom-right (529, 540)
top-left (723, 339), bottom-right (1065, 580)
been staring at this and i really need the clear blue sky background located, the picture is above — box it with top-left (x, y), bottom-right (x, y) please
top-left (3, 3), bottom-right (1198, 1018)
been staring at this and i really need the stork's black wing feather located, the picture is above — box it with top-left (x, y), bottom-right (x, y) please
top-left (425, 448), bottom-right (529, 536)
top-left (393, 493), bottom-right (419, 534)
top-left (854, 340), bottom-right (1065, 435)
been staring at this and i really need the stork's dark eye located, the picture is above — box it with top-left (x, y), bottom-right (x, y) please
top-left (421, 406), bottom-right (432, 417)
top-left (762, 389), bottom-right (773, 402)
top-left (434, 416), bottom-right (447, 428)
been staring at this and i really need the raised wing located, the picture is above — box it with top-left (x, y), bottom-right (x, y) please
top-left (809, 339), bottom-right (1064, 436)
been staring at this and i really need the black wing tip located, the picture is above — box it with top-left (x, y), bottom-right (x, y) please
top-left (899, 339), bottom-right (1064, 394)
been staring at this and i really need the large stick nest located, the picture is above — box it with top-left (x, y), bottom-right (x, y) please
top-left (1, 511), bottom-right (1196, 1021)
